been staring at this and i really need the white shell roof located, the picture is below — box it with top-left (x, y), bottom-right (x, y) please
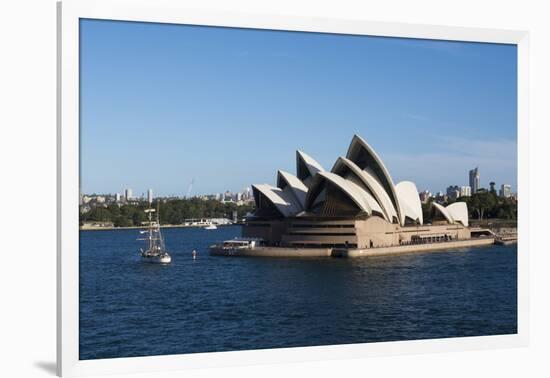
top-left (277, 170), bottom-right (308, 209)
top-left (250, 134), bottom-right (468, 224)
top-left (346, 135), bottom-right (404, 225)
top-left (332, 157), bottom-right (398, 223)
top-left (252, 184), bottom-right (302, 217)
top-left (433, 203), bottom-right (454, 224)
top-left (432, 202), bottom-right (468, 227)
top-left (395, 181), bottom-right (423, 224)
top-left (308, 171), bottom-right (384, 216)
top-left (446, 202), bottom-right (469, 227)
top-left (297, 150), bottom-right (324, 178)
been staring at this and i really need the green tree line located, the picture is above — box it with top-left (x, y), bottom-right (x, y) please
top-left (80, 199), bottom-right (255, 227)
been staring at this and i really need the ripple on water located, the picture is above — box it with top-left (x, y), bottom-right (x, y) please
top-left (79, 226), bottom-right (517, 359)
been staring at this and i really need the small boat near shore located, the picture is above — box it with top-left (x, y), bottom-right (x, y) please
top-left (204, 224), bottom-right (217, 230)
top-left (209, 238), bottom-right (262, 256)
top-left (138, 206), bottom-right (171, 264)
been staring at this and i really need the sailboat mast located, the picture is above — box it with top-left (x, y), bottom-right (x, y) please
top-left (148, 205), bottom-right (153, 251)
top-left (156, 201), bottom-right (164, 250)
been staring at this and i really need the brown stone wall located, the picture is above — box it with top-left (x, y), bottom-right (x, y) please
top-left (242, 219), bottom-right (286, 242)
top-left (355, 216), bottom-right (399, 248)
top-left (244, 216), bottom-right (471, 248)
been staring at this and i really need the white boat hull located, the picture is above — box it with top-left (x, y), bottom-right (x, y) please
top-left (141, 254), bottom-right (172, 264)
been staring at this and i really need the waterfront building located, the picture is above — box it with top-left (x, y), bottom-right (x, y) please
top-left (124, 188), bottom-right (133, 201)
top-left (446, 185), bottom-right (461, 200)
top-left (244, 135), bottom-right (470, 249)
top-left (460, 186), bottom-right (471, 197)
top-left (500, 184), bottom-right (512, 198)
top-left (469, 167), bottom-right (480, 193)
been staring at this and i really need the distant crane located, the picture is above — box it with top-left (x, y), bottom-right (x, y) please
top-left (186, 179), bottom-right (195, 199)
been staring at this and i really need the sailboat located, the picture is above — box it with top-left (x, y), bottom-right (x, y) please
top-left (138, 205), bottom-right (171, 264)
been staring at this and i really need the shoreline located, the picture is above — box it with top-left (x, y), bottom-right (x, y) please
top-left (79, 223), bottom-right (243, 231)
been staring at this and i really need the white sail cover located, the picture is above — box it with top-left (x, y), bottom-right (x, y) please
top-left (277, 170), bottom-right (308, 209)
top-left (346, 135), bottom-right (406, 225)
top-left (296, 150), bottom-right (325, 187)
top-left (252, 184), bottom-right (302, 217)
top-left (332, 157), bottom-right (398, 223)
top-left (395, 181), bottom-right (423, 225)
top-left (432, 202), bottom-right (469, 227)
top-left (306, 171), bottom-right (384, 216)
top-left (249, 134), bottom-right (468, 225)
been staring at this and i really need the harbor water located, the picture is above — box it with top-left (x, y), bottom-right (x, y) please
top-left (79, 225), bottom-right (517, 360)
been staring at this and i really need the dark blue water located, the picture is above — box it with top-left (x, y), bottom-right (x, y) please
top-left (79, 225), bottom-right (517, 360)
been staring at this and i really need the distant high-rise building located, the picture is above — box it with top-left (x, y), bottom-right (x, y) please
top-left (147, 188), bottom-right (153, 204)
top-left (469, 167), bottom-right (480, 193)
top-left (115, 193), bottom-right (121, 202)
top-left (223, 190), bottom-right (232, 202)
top-left (446, 185), bottom-right (461, 200)
top-left (460, 186), bottom-right (472, 197)
top-left (489, 181), bottom-right (496, 193)
top-left (125, 188), bottom-right (133, 201)
top-left (419, 190), bottom-right (432, 204)
top-left (500, 184), bottom-right (512, 198)
top-left (435, 192), bottom-right (447, 204)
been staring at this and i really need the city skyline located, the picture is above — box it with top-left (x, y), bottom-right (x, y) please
top-left (81, 165), bottom-right (516, 200)
top-left (80, 19), bottom-right (517, 196)
top-left (82, 163), bottom-right (514, 199)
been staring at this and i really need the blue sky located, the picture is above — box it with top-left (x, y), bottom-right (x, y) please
top-left (80, 19), bottom-right (517, 197)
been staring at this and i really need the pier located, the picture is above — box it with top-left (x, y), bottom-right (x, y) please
top-left (210, 236), bottom-right (503, 258)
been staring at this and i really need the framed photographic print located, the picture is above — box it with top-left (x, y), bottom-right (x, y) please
top-left (57, 0), bottom-right (529, 376)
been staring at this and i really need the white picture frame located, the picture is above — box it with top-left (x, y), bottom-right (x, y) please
top-left (57, 0), bottom-right (530, 376)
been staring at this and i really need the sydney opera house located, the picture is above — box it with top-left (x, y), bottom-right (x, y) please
top-left (243, 135), bottom-right (471, 250)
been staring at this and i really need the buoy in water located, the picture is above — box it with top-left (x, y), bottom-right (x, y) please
top-left (192, 250), bottom-right (197, 260)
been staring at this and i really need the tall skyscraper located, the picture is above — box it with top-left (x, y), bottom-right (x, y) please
top-left (446, 185), bottom-right (460, 200)
top-left (147, 188), bottom-right (153, 204)
top-left (115, 193), bottom-right (121, 202)
top-left (469, 167), bottom-right (480, 193)
top-left (125, 188), bottom-right (133, 201)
